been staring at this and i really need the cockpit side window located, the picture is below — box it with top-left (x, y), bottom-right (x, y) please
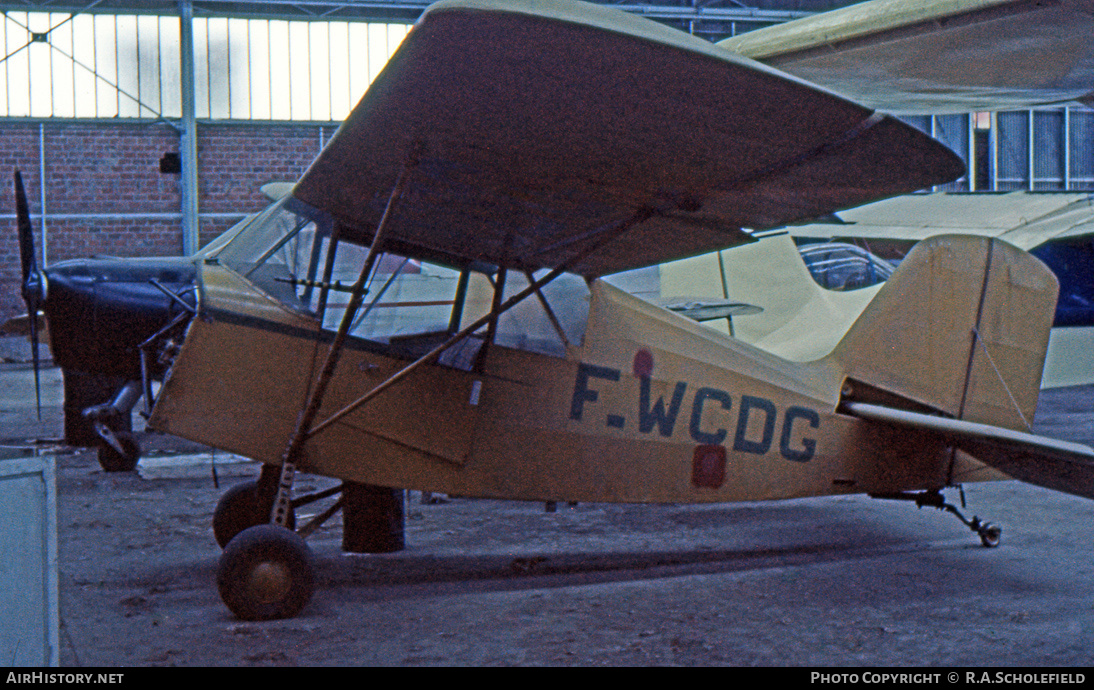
top-left (494, 271), bottom-right (590, 358)
top-left (210, 198), bottom-right (591, 363)
top-left (324, 254), bottom-right (465, 342)
top-left (798, 242), bottom-right (895, 291)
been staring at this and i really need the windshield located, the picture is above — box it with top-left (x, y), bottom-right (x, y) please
top-left (207, 198), bottom-right (332, 310)
top-left (206, 199), bottom-right (589, 361)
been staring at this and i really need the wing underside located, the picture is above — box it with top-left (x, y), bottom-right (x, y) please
top-left (292, 0), bottom-right (964, 277)
top-left (720, 0), bottom-right (1094, 114)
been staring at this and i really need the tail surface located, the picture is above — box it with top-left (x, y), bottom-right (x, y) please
top-left (829, 234), bottom-right (1059, 431)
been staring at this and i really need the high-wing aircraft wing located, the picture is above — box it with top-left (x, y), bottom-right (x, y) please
top-left (790, 191), bottom-right (1094, 250)
top-left (719, 0), bottom-right (1094, 114)
top-left (291, 0), bottom-right (963, 278)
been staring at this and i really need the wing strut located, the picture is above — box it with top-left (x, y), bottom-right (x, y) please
top-left (270, 158), bottom-right (415, 528)
top-left (524, 269), bottom-right (572, 351)
top-left (305, 206), bottom-right (657, 440)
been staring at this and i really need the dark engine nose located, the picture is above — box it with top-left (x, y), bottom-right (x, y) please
top-left (43, 257), bottom-right (197, 380)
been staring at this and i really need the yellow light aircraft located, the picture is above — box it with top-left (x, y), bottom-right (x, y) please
top-left (13, 0), bottom-right (1094, 621)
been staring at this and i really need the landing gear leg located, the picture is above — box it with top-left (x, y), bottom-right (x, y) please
top-left (213, 465), bottom-right (295, 548)
top-left (83, 380), bottom-right (144, 472)
top-left (872, 489), bottom-right (1002, 548)
top-left (215, 470), bottom-right (311, 620)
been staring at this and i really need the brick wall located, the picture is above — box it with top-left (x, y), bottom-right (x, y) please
top-left (0, 120), bottom-right (330, 320)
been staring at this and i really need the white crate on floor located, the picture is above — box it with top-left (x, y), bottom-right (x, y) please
top-left (0, 453), bottom-right (59, 667)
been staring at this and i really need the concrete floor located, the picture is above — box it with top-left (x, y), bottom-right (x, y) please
top-left (3, 337), bottom-right (1094, 666)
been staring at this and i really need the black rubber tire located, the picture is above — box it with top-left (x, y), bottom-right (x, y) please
top-left (97, 431), bottom-right (140, 472)
top-left (212, 480), bottom-right (296, 548)
top-left (216, 524), bottom-right (315, 621)
top-left (213, 481), bottom-right (265, 548)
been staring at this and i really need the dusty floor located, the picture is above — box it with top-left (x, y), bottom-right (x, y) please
top-left (3, 337), bottom-right (1094, 667)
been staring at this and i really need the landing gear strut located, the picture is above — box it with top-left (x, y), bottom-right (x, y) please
top-left (82, 380), bottom-right (144, 472)
top-left (214, 469), bottom-right (407, 619)
top-left (872, 489), bottom-right (1002, 548)
top-left (212, 466), bottom-right (298, 548)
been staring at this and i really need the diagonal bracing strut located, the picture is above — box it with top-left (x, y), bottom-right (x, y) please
top-left (269, 193), bottom-right (655, 528)
top-left (305, 206), bottom-right (657, 440)
top-left (269, 162), bottom-right (414, 527)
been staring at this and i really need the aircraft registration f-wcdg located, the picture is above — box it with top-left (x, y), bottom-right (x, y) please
top-left (11, 0), bottom-right (1094, 620)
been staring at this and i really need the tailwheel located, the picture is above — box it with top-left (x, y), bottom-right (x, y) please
top-left (871, 489), bottom-right (1002, 548)
top-left (97, 431), bottom-right (141, 472)
top-left (976, 521), bottom-right (1002, 548)
top-left (217, 524), bottom-right (315, 621)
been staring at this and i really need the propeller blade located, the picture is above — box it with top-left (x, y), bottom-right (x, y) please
top-left (28, 306), bottom-right (42, 421)
top-left (13, 170), bottom-right (42, 419)
top-left (14, 171), bottom-right (36, 284)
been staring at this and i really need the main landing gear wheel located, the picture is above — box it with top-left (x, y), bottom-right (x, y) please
top-left (97, 431), bottom-right (140, 472)
top-left (217, 524), bottom-right (315, 621)
top-left (213, 480), bottom-right (296, 548)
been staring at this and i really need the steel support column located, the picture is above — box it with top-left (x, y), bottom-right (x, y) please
top-left (178, 0), bottom-right (200, 255)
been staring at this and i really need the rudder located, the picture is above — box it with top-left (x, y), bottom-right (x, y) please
top-left (829, 234), bottom-right (1059, 431)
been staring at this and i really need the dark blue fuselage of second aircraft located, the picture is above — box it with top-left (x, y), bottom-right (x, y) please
top-left (41, 256), bottom-right (197, 380)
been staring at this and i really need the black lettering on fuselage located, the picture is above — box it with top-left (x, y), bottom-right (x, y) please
top-left (568, 364), bottom-right (819, 463)
top-left (638, 377), bottom-right (687, 437)
top-left (733, 395), bottom-right (777, 455)
top-left (569, 363), bottom-right (620, 421)
top-left (689, 387), bottom-right (732, 445)
top-left (780, 406), bottom-right (820, 462)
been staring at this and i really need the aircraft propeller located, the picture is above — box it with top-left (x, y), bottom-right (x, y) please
top-left (14, 170), bottom-right (44, 419)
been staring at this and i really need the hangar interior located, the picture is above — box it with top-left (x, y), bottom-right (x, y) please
top-left (0, 0), bottom-right (1092, 321)
top-left (2, 1), bottom-right (1094, 663)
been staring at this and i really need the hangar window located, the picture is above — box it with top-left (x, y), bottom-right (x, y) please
top-left (0, 11), bottom-right (409, 120)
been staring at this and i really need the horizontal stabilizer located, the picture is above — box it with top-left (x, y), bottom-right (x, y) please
top-left (846, 401), bottom-right (1094, 500)
top-left (659, 297), bottom-right (763, 322)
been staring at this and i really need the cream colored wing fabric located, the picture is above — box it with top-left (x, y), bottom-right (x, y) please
top-left (789, 192), bottom-right (1094, 250)
top-left (720, 0), bottom-right (1094, 114)
top-left (293, 0), bottom-right (963, 277)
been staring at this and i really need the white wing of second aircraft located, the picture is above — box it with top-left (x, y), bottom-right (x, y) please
top-left (659, 234), bottom-right (881, 362)
top-left (719, 0), bottom-right (1094, 114)
top-left (659, 192), bottom-right (1094, 386)
top-left (789, 191), bottom-right (1094, 250)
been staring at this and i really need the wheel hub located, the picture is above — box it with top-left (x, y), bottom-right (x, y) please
top-left (246, 561), bottom-right (292, 604)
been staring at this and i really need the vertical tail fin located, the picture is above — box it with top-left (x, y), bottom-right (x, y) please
top-left (830, 235), bottom-right (1058, 430)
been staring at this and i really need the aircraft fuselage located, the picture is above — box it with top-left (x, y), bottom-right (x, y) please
top-left (147, 261), bottom-right (994, 506)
